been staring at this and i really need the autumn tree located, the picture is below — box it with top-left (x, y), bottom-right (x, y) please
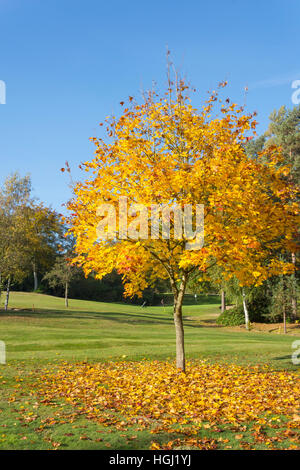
top-left (0, 173), bottom-right (32, 310)
top-left (0, 173), bottom-right (64, 309)
top-left (22, 204), bottom-right (63, 291)
top-left (66, 80), bottom-right (299, 371)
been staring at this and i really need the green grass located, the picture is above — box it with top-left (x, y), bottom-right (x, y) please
top-left (1, 291), bottom-right (297, 368)
top-left (0, 291), bottom-right (299, 450)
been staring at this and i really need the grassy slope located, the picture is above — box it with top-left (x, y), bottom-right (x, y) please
top-left (0, 291), bottom-right (297, 368)
top-left (0, 292), bottom-right (299, 450)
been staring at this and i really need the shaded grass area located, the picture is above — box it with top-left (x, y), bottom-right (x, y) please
top-left (0, 292), bottom-right (299, 450)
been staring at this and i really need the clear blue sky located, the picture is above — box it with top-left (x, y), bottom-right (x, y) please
top-left (0, 0), bottom-right (299, 212)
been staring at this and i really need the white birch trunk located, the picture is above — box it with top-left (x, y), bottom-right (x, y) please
top-left (33, 266), bottom-right (38, 291)
top-left (283, 304), bottom-right (287, 334)
top-left (221, 289), bottom-right (226, 313)
top-left (242, 289), bottom-right (250, 330)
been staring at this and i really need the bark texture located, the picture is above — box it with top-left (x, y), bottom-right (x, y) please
top-left (172, 274), bottom-right (187, 372)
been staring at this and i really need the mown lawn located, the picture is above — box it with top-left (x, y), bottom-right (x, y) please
top-left (0, 292), bottom-right (299, 450)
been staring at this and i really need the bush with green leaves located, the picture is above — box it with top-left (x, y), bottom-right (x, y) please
top-left (217, 306), bottom-right (245, 326)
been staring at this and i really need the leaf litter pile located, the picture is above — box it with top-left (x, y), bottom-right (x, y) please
top-left (34, 360), bottom-right (300, 449)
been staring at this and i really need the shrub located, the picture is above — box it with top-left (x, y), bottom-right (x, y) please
top-left (217, 306), bottom-right (245, 326)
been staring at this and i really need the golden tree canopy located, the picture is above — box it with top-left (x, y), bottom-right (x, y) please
top-left (67, 82), bottom-right (299, 297)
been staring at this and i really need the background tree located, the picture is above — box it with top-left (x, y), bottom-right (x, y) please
top-left (0, 173), bottom-right (32, 310)
top-left (22, 204), bottom-right (63, 291)
top-left (265, 105), bottom-right (300, 321)
top-left (0, 173), bottom-right (64, 309)
top-left (67, 79), bottom-right (299, 371)
top-left (265, 105), bottom-right (300, 182)
top-left (244, 105), bottom-right (300, 324)
top-left (43, 255), bottom-right (79, 307)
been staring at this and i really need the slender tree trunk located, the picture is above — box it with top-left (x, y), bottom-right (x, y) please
top-left (172, 274), bottom-right (187, 372)
top-left (281, 274), bottom-right (287, 333)
top-left (283, 303), bottom-right (287, 334)
top-left (291, 296), bottom-right (297, 322)
top-left (65, 281), bottom-right (68, 308)
top-left (33, 261), bottom-right (38, 291)
top-left (242, 289), bottom-right (250, 331)
top-left (4, 276), bottom-right (11, 312)
top-left (174, 300), bottom-right (185, 371)
top-left (291, 253), bottom-right (297, 322)
top-left (221, 289), bottom-right (226, 313)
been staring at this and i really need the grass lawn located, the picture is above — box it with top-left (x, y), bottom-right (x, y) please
top-left (0, 291), bottom-right (299, 450)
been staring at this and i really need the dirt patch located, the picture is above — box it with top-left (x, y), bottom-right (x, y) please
top-left (186, 315), bottom-right (300, 335)
top-left (226, 322), bottom-right (300, 335)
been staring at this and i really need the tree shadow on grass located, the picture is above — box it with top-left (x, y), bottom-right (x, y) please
top-left (272, 355), bottom-right (293, 361)
top-left (0, 308), bottom-right (175, 326)
top-left (183, 317), bottom-right (221, 329)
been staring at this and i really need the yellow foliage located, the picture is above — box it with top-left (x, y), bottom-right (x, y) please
top-left (67, 81), bottom-right (299, 296)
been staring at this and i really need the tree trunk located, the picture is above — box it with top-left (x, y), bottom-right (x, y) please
top-left (33, 262), bottom-right (38, 291)
top-left (281, 274), bottom-right (287, 333)
top-left (65, 281), bottom-right (68, 308)
top-left (242, 289), bottom-right (250, 331)
top-left (4, 276), bottom-right (11, 312)
top-left (291, 253), bottom-right (297, 322)
top-left (283, 303), bottom-right (287, 334)
top-left (172, 274), bottom-right (187, 372)
top-left (174, 299), bottom-right (185, 372)
top-left (221, 289), bottom-right (226, 313)
top-left (291, 296), bottom-right (297, 322)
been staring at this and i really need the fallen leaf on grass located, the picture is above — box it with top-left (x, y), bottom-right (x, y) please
top-left (32, 360), bottom-right (300, 450)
